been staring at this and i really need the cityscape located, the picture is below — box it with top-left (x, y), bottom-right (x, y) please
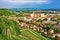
top-left (0, 0), bottom-right (60, 40)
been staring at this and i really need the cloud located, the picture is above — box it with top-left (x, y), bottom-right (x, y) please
top-left (0, 0), bottom-right (49, 4)
top-left (0, 0), bottom-right (51, 8)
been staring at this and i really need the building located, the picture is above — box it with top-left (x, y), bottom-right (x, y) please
top-left (32, 11), bottom-right (45, 18)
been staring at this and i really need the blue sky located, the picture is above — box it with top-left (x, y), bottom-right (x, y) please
top-left (0, 0), bottom-right (60, 9)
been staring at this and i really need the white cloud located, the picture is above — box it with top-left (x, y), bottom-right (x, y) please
top-left (1, 0), bottom-right (50, 4)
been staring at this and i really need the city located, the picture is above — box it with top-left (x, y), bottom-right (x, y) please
top-left (0, 0), bottom-right (60, 40)
top-left (0, 8), bottom-right (60, 40)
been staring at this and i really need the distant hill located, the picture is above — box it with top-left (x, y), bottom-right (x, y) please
top-left (9, 8), bottom-right (60, 12)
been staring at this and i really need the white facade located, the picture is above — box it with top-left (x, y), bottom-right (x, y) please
top-left (41, 14), bottom-right (45, 17)
top-left (30, 14), bottom-right (34, 17)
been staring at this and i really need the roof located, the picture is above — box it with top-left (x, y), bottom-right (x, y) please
top-left (56, 24), bottom-right (60, 28)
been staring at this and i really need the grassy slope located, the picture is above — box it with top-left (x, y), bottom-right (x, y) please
top-left (20, 29), bottom-right (51, 40)
top-left (30, 30), bottom-right (51, 40)
top-left (21, 30), bottom-right (41, 40)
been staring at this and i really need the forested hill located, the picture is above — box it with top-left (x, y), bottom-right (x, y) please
top-left (10, 8), bottom-right (60, 11)
top-left (0, 8), bottom-right (14, 16)
top-left (9, 8), bottom-right (60, 14)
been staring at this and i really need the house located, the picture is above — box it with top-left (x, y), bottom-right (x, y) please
top-left (57, 37), bottom-right (60, 40)
top-left (24, 14), bottom-right (31, 18)
top-left (24, 17), bottom-right (32, 21)
top-left (29, 24), bottom-right (34, 29)
top-left (35, 27), bottom-right (40, 32)
top-left (57, 13), bottom-right (60, 16)
top-left (56, 32), bottom-right (60, 37)
top-left (19, 22), bottom-right (26, 28)
top-left (43, 21), bottom-right (51, 25)
top-left (44, 31), bottom-right (48, 36)
top-left (48, 29), bottom-right (54, 34)
top-left (51, 17), bottom-right (57, 21)
top-left (33, 25), bottom-right (37, 30)
top-left (23, 14), bottom-right (32, 21)
top-left (33, 11), bottom-right (42, 18)
top-left (24, 24), bottom-right (29, 28)
top-left (48, 18), bottom-right (51, 21)
top-left (50, 34), bottom-right (56, 38)
top-left (30, 13), bottom-right (34, 18)
top-left (34, 13), bottom-right (41, 18)
top-left (56, 32), bottom-right (60, 40)
top-left (55, 24), bottom-right (60, 30)
top-left (12, 17), bottom-right (19, 23)
top-left (41, 13), bottom-right (45, 17)
top-left (46, 14), bottom-right (56, 18)
top-left (46, 14), bottom-right (52, 18)
top-left (41, 30), bottom-right (44, 32)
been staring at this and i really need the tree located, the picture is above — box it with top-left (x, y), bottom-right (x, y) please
top-left (37, 19), bottom-right (42, 22)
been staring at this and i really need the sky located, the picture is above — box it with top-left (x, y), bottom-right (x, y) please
top-left (0, 0), bottom-right (60, 9)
